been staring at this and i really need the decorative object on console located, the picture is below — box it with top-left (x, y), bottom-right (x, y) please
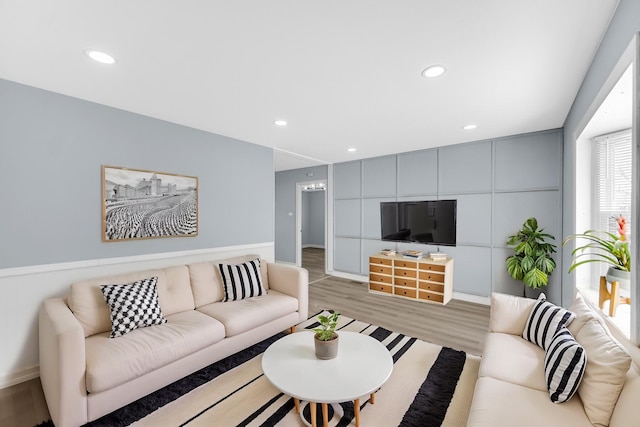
top-left (102, 165), bottom-right (198, 242)
top-left (100, 276), bottom-right (167, 338)
top-left (506, 217), bottom-right (557, 294)
top-left (522, 293), bottom-right (575, 350)
top-left (218, 259), bottom-right (265, 302)
top-left (313, 310), bottom-right (340, 360)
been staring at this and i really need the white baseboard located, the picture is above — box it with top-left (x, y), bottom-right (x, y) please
top-left (0, 366), bottom-right (39, 390)
top-left (453, 292), bottom-right (491, 305)
top-left (302, 244), bottom-right (325, 249)
top-left (328, 270), bottom-right (368, 283)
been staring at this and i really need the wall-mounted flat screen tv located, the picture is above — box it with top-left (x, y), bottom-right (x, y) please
top-left (380, 200), bottom-right (457, 246)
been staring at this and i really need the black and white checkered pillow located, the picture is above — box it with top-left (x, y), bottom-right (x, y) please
top-left (522, 293), bottom-right (576, 350)
top-left (100, 276), bottom-right (167, 338)
top-left (544, 326), bottom-right (587, 403)
top-left (218, 259), bottom-right (265, 302)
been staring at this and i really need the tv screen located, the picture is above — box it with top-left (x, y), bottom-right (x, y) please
top-left (380, 200), bottom-right (457, 246)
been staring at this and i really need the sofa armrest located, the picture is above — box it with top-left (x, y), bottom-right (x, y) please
top-left (267, 263), bottom-right (309, 322)
top-left (39, 298), bottom-right (88, 427)
top-left (489, 292), bottom-right (537, 335)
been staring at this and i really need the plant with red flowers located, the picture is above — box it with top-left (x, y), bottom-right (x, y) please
top-left (563, 214), bottom-right (631, 273)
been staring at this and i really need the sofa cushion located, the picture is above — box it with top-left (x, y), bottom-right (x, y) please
top-left (576, 318), bottom-right (631, 427)
top-left (544, 327), bottom-right (586, 403)
top-left (197, 290), bottom-right (298, 337)
top-left (70, 265), bottom-right (194, 337)
top-left (85, 310), bottom-right (225, 393)
top-left (479, 332), bottom-right (547, 392)
top-left (218, 259), bottom-right (265, 302)
top-left (100, 277), bottom-right (168, 338)
top-left (567, 292), bottom-right (602, 337)
top-left (467, 377), bottom-right (591, 427)
top-left (610, 369), bottom-right (640, 427)
top-left (522, 294), bottom-right (575, 350)
top-left (489, 292), bottom-right (537, 335)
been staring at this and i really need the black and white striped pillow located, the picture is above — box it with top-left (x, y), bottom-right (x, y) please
top-left (218, 259), bottom-right (265, 302)
top-left (522, 294), bottom-right (576, 350)
top-left (544, 326), bottom-right (587, 403)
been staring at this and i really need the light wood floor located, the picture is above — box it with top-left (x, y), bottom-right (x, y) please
top-left (304, 248), bottom-right (490, 356)
top-left (2, 248), bottom-right (489, 427)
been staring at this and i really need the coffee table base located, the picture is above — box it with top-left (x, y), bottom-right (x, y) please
top-left (293, 393), bottom-right (375, 427)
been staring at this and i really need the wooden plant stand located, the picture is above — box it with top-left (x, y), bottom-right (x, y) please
top-left (599, 275), bottom-right (631, 317)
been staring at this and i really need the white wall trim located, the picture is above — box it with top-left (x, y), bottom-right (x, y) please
top-left (0, 242), bottom-right (274, 278)
top-left (453, 292), bottom-right (491, 305)
top-left (0, 366), bottom-right (39, 390)
top-left (302, 244), bottom-right (326, 249)
top-left (330, 271), bottom-right (368, 283)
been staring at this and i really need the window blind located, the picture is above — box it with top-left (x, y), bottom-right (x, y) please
top-left (592, 129), bottom-right (632, 236)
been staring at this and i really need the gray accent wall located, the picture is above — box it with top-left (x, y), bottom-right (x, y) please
top-left (0, 79), bottom-right (274, 269)
top-left (302, 190), bottom-right (325, 247)
top-left (333, 129), bottom-right (564, 303)
top-left (275, 165), bottom-right (328, 263)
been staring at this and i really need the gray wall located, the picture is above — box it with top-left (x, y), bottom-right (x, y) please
top-left (275, 165), bottom-right (328, 263)
top-left (562, 0), bottom-right (640, 307)
top-left (302, 191), bottom-right (325, 247)
top-left (0, 79), bottom-right (274, 269)
top-left (333, 129), bottom-right (563, 303)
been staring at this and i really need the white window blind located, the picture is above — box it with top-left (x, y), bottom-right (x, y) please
top-left (592, 129), bottom-right (632, 236)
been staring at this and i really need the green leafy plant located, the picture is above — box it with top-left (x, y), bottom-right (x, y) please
top-left (312, 311), bottom-right (340, 341)
top-left (563, 215), bottom-right (630, 273)
top-left (506, 217), bottom-right (557, 290)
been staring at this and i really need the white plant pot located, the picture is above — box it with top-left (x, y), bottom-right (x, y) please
top-left (606, 267), bottom-right (630, 295)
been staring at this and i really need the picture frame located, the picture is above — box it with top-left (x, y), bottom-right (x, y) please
top-left (102, 165), bottom-right (198, 242)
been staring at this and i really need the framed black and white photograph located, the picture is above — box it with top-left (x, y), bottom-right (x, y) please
top-left (102, 165), bottom-right (198, 241)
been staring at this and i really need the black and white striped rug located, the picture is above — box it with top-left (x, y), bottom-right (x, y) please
top-left (70, 311), bottom-right (480, 427)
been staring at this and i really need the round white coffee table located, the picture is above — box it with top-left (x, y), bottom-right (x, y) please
top-left (261, 331), bottom-right (393, 427)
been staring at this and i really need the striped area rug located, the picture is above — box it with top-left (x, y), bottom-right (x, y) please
top-left (81, 311), bottom-right (480, 427)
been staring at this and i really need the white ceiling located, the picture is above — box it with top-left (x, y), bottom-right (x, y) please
top-left (0, 1), bottom-right (619, 171)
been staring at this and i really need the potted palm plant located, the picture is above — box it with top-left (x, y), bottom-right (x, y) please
top-left (313, 311), bottom-right (340, 360)
top-left (563, 215), bottom-right (630, 289)
top-left (506, 217), bottom-right (557, 296)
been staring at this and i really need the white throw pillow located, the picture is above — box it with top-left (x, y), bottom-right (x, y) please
top-left (100, 277), bottom-right (167, 338)
top-left (544, 326), bottom-right (586, 403)
top-left (522, 293), bottom-right (576, 350)
top-left (218, 259), bottom-right (265, 302)
top-left (576, 318), bottom-right (631, 426)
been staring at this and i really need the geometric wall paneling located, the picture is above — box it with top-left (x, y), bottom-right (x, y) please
top-left (334, 161), bottom-right (362, 199)
top-left (452, 193), bottom-right (492, 246)
top-left (438, 140), bottom-right (492, 194)
top-left (334, 237), bottom-right (362, 274)
top-left (494, 130), bottom-right (562, 191)
top-left (361, 197), bottom-right (396, 239)
top-left (362, 155), bottom-right (397, 198)
top-left (447, 246), bottom-right (492, 296)
top-left (334, 199), bottom-right (361, 237)
top-left (397, 149), bottom-right (438, 196)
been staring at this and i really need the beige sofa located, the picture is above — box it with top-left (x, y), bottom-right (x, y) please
top-left (39, 255), bottom-right (308, 427)
top-left (467, 292), bottom-right (640, 427)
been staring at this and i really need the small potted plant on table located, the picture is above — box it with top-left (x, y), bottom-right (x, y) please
top-left (313, 311), bottom-right (340, 360)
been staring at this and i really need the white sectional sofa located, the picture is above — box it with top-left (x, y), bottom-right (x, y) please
top-left (39, 254), bottom-right (308, 427)
top-left (467, 292), bottom-right (640, 427)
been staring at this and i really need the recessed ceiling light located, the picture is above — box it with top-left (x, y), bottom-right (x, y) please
top-left (274, 120), bottom-right (288, 126)
top-left (347, 148), bottom-right (356, 152)
top-left (422, 65), bottom-right (446, 78)
top-left (84, 49), bottom-right (116, 64)
top-left (463, 124), bottom-right (478, 130)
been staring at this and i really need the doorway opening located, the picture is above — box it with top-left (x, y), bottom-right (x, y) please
top-left (296, 181), bottom-right (328, 283)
